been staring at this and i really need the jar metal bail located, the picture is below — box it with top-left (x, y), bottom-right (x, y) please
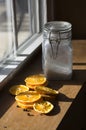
top-left (49, 31), bottom-right (61, 58)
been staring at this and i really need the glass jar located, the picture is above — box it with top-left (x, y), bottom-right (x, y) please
top-left (42, 21), bottom-right (72, 80)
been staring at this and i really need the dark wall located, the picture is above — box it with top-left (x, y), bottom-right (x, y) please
top-left (47, 0), bottom-right (86, 39)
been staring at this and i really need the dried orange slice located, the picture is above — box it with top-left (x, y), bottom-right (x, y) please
top-left (33, 101), bottom-right (54, 114)
top-left (9, 85), bottom-right (29, 95)
top-left (15, 92), bottom-right (42, 104)
top-left (35, 86), bottom-right (59, 95)
top-left (26, 81), bottom-right (48, 90)
top-left (16, 101), bottom-right (33, 109)
top-left (25, 74), bottom-right (47, 86)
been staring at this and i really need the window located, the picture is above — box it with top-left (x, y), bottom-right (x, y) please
top-left (0, 0), bottom-right (47, 83)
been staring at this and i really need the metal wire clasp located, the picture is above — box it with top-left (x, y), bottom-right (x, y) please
top-left (49, 31), bottom-right (61, 59)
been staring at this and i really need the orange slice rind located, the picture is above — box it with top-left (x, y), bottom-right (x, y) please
top-left (9, 85), bottom-right (29, 95)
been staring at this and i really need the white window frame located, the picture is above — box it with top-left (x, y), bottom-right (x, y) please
top-left (0, 0), bottom-right (47, 87)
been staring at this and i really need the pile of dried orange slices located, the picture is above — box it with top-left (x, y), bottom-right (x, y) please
top-left (9, 74), bottom-right (59, 114)
top-left (25, 74), bottom-right (48, 90)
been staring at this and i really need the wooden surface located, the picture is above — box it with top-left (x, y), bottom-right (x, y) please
top-left (0, 40), bottom-right (86, 130)
top-left (57, 81), bottom-right (86, 130)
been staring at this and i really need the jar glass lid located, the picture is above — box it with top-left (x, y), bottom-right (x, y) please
top-left (44, 21), bottom-right (72, 32)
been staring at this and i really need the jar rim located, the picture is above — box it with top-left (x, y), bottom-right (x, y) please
top-left (44, 21), bottom-right (72, 32)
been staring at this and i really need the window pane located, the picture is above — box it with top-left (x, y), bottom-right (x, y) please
top-left (0, 0), bottom-right (14, 66)
top-left (15, 0), bottom-right (32, 47)
top-left (15, 0), bottom-right (39, 48)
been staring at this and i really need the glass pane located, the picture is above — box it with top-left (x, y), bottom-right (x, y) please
top-left (15, 0), bottom-right (33, 48)
top-left (0, 0), bottom-right (14, 66)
